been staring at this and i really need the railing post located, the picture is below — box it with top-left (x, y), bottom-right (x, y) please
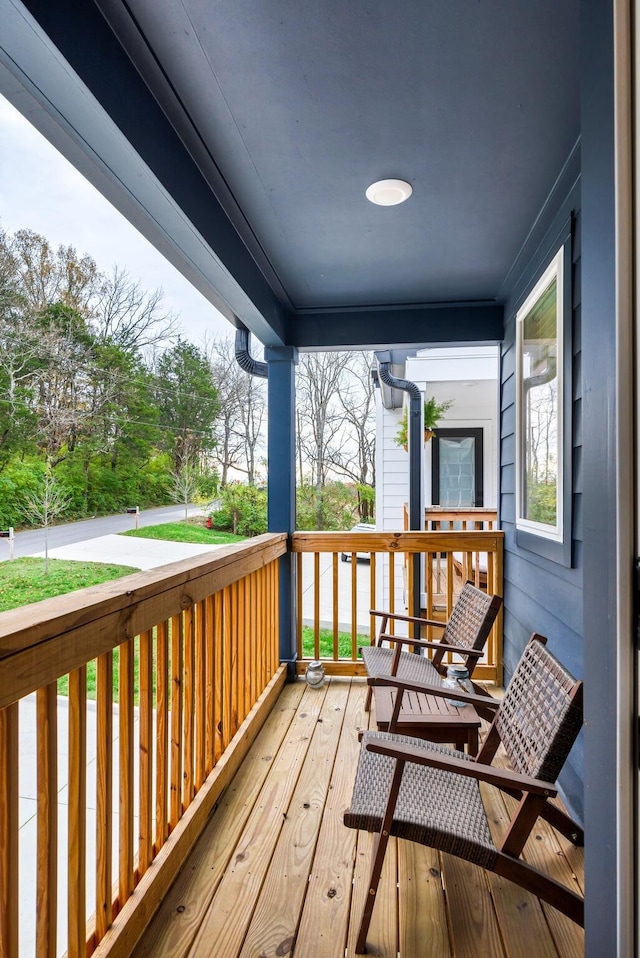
top-left (266, 345), bottom-right (299, 676)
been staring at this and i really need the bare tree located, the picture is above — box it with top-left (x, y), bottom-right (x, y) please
top-left (296, 351), bottom-right (351, 527)
top-left (206, 334), bottom-right (267, 486)
top-left (22, 467), bottom-right (71, 571)
top-left (171, 461), bottom-right (200, 521)
top-left (9, 229), bottom-right (100, 314)
top-left (329, 351), bottom-right (376, 518)
top-left (94, 265), bottom-right (179, 351)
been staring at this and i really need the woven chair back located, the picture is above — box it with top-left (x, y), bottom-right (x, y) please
top-left (442, 582), bottom-right (501, 652)
top-left (494, 636), bottom-right (583, 782)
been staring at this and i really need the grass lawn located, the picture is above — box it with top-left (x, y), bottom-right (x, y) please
top-left (121, 522), bottom-right (245, 546)
top-left (0, 556), bottom-right (138, 613)
top-left (301, 625), bottom-right (366, 659)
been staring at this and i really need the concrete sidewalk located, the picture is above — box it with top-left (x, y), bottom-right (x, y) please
top-left (31, 533), bottom-right (225, 570)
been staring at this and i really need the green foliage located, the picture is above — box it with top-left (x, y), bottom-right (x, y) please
top-left (356, 483), bottom-right (375, 522)
top-left (122, 522), bottom-right (243, 545)
top-left (525, 480), bottom-right (557, 526)
top-left (155, 339), bottom-right (219, 471)
top-left (196, 469), bottom-right (219, 501)
top-left (394, 396), bottom-right (454, 447)
top-left (296, 481), bottom-right (358, 530)
top-left (0, 458), bottom-right (46, 527)
top-left (210, 483), bottom-right (267, 536)
top-left (301, 625), bottom-right (365, 659)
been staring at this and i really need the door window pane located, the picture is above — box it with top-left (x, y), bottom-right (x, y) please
top-left (439, 437), bottom-right (476, 507)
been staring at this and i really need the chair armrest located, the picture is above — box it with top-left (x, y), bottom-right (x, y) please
top-left (369, 674), bottom-right (500, 711)
top-left (364, 737), bottom-right (557, 797)
top-left (377, 633), bottom-right (442, 651)
top-left (378, 633), bottom-right (484, 659)
top-left (370, 609), bottom-right (445, 629)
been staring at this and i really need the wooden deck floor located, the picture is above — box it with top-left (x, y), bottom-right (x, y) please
top-left (132, 677), bottom-right (584, 958)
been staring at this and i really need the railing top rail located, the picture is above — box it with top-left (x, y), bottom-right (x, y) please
top-left (424, 507), bottom-right (498, 517)
top-left (0, 533), bottom-right (286, 664)
top-left (292, 530), bottom-right (504, 553)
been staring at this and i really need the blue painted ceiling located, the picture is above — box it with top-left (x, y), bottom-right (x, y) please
top-left (9, 0), bottom-right (580, 345)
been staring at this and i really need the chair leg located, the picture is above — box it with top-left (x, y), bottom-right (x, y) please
top-left (364, 685), bottom-right (373, 712)
top-left (356, 757), bottom-right (404, 954)
top-left (540, 801), bottom-right (584, 846)
top-left (355, 829), bottom-right (391, 954)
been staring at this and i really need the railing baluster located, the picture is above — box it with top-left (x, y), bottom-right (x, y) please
top-left (332, 553), bottom-right (339, 659)
top-left (155, 620), bottom-right (169, 852)
top-left (351, 551), bottom-right (357, 660)
top-left (68, 666), bottom-right (86, 958)
top-left (170, 614), bottom-right (183, 829)
top-left (389, 551), bottom-right (395, 637)
top-left (204, 596), bottom-right (215, 775)
top-left (0, 703), bottom-right (19, 958)
top-left (36, 683), bottom-right (57, 958)
top-left (236, 579), bottom-right (246, 723)
top-left (313, 552), bottom-right (320, 659)
top-left (119, 640), bottom-right (134, 903)
top-left (222, 586), bottom-right (232, 750)
top-left (369, 552), bottom-right (376, 644)
top-left (214, 591), bottom-right (224, 761)
top-left (296, 552), bottom-right (303, 660)
top-left (182, 607), bottom-right (195, 810)
top-left (96, 652), bottom-right (113, 941)
top-left (254, 570), bottom-right (262, 690)
top-left (139, 629), bottom-right (153, 877)
top-left (195, 601), bottom-right (206, 790)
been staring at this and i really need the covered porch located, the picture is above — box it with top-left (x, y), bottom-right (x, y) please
top-left (0, 1), bottom-right (631, 955)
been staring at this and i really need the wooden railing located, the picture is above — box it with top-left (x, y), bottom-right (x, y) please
top-left (404, 503), bottom-right (499, 530)
top-left (0, 533), bottom-right (286, 958)
top-left (292, 529), bottom-right (504, 684)
top-left (423, 506), bottom-right (499, 530)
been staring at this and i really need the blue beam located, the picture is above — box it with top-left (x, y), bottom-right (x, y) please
top-left (287, 302), bottom-right (504, 348)
top-left (266, 346), bottom-right (298, 673)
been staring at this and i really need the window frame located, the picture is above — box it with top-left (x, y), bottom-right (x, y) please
top-left (514, 239), bottom-right (573, 566)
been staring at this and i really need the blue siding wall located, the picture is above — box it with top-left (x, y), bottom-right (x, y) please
top-left (499, 169), bottom-right (583, 822)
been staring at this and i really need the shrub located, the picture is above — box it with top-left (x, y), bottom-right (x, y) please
top-left (296, 481), bottom-right (358, 530)
top-left (210, 483), bottom-right (267, 536)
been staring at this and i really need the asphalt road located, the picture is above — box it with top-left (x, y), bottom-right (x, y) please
top-left (1, 504), bottom-right (202, 561)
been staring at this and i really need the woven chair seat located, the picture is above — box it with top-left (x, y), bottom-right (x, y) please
top-left (344, 731), bottom-right (497, 871)
top-left (361, 645), bottom-right (442, 686)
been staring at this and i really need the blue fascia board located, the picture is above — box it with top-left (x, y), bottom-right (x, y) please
top-left (286, 302), bottom-right (504, 349)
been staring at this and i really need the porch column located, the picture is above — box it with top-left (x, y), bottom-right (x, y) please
top-left (265, 345), bottom-right (298, 675)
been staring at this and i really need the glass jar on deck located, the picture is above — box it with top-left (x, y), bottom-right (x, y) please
top-left (443, 664), bottom-right (473, 707)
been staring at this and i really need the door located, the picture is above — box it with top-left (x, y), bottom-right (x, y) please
top-left (432, 428), bottom-right (484, 507)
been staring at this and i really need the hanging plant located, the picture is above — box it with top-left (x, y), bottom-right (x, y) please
top-left (394, 397), bottom-right (453, 448)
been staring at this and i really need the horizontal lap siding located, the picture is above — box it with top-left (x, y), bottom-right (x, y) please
top-left (500, 184), bottom-right (584, 823)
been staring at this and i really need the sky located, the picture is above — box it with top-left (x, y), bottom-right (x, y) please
top-left (0, 94), bottom-right (232, 345)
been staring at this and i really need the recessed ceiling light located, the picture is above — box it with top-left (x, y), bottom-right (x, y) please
top-left (366, 179), bottom-right (413, 206)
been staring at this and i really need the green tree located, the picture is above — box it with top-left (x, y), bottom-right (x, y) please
top-left (155, 339), bottom-right (219, 471)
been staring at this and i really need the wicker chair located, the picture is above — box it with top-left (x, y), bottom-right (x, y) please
top-left (362, 581), bottom-right (503, 712)
top-left (345, 634), bottom-right (584, 954)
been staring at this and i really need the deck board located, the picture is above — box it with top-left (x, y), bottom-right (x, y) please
top-left (238, 680), bottom-right (350, 958)
top-left (132, 678), bottom-right (584, 958)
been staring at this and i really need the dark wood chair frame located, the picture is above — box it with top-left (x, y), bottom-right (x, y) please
top-left (364, 583), bottom-right (503, 716)
top-left (347, 634), bottom-right (584, 954)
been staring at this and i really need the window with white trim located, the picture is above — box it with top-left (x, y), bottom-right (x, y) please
top-left (516, 248), bottom-right (564, 543)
